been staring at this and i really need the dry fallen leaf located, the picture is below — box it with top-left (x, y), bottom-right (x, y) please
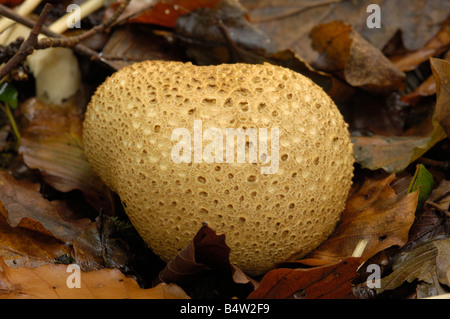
top-left (351, 132), bottom-right (446, 173)
top-left (101, 24), bottom-right (185, 70)
top-left (376, 238), bottom-right (450, 298)
top-left (435, 239), bottom-right (450, 288)
top-left (401, 75), bottom-right (436, 106)
top-left (175, 0), bottom-right (275, 64)
top-left (241, 0), bottom-right (450, 61)
top-left (0, 171), bottom-right (131, 272)
top-left (0, 257), bottom-right (189, 299)
top-left (390, 21), bottom-right (450, 72)
top-left (352, 57), bottom-right (448, 173)
top-left (156, 224), bottom-right (256, 297)
top-left (0, 213), bottom-right (72, 269)
top-left (401, 51), bottom-right (450, 105)
top-left (310, 21), bottom-right (405, 95)
top-left (18, 98), bottom-right (112, 214)
top-left (0, 170), bottom-right (92, 243)
top-left (305, 174), bottom-right (418, 263)
top-left (247, 258), bottom-right (360, 299)
top-left (430, 57), bottom-right (450, 137)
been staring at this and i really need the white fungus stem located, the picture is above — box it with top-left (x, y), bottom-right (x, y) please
top-left (48, 0), bottom-right (107, 34)
top-left (352, 239), bottom-right (369, 258)
top-left (0, 0), bottom-right (43, 43)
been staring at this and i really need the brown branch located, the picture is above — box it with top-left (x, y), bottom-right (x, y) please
top-left (0, 0), bottom-right (132, 81)
top-left (0, 3), bottom-right (51, 81)
top-left (425, 200), bottom-right (450, 217)
top-left (0, 3), bottom-right (100, 59)
top-left (416, 157), bottom-right (450, 171)
top-left (36, 0), bottom-right (131, 50)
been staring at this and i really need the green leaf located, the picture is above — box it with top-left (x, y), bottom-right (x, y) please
top-left (0, 82), bottom-right (18, 109)
top-left (407, 164), bottom-right (434, 208)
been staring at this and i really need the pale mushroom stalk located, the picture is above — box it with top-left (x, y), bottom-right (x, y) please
top-left (0, 0), bottom-right (42, 42)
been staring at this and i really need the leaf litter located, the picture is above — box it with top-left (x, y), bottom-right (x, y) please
top-left (0, 0), bottom-right (449, 299)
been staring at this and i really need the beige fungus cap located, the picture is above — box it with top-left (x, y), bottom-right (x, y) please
top-left (83, 60), bottom-right (354, 276)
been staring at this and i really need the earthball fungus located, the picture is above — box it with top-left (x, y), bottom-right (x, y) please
top-left (82, 60), bottom-right (354, 276)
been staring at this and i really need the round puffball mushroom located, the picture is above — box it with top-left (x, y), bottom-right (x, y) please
top-left (82, 60), bottom-right (354, 276)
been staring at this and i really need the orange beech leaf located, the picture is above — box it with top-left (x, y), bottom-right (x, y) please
top-left (391, 21), bottom-right (450, 72)
top-left (307, 174), bottom-right (419, 263)
top-left (240, 0), bottom-right (449, 63)
top-left (430, 57), bottom-right (450, 137)
top-left (156, 225), bottom-right (257, 297)
top-left (0, 171), bottom-right (92, 243)
top-left (0, 213), bottom-right (71, 269)
top-left (248, 258), bottom-right (360, 299)
top-left (131, 0), bottom-right (223, 27)
top-left (0, 257), bottom-right (189, 299)
top-left (0, 172), bottom-right (131, 272)
top-left (352, 57), bottom-right (448, 173)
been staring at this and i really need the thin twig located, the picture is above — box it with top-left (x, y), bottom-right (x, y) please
top-left (0, 3), bottom-right (100, 59)
top-left (0, 3), bottom-right (51, 81)
top-left (425, 200), bottom-right (450, 217)
top-left (37, 0), bottom-right (131, 50)
top-left (48, 0), bottom-right (106, 34)
top-left (416, 157), bottom-right (450, 171)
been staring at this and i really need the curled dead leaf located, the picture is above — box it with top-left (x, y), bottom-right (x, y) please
top-left (248, 258), bottom-right (360, 299)
top-left (430, 57), bottom-right (450, 137)
top-left (0, 171), bottom-right (92, 243)
top-left (18, 98), bottom-right (112, 214)
top-left (0, 257), bottom-right (189, 299)
top-left (401, 75), bottom-right (436, 105)
top-left (241, 0), bottom-right (450, 62)
top-left (0, 213), bottom-right (71, 269)
top-left (352, 57), bottom-right (448, 173)
top-left (376, 238), bottom-right (450, 297)
top-left (306, 174), bottom-right (419, 263)
top-left (0, 171), bottom-right (131, 272)
top-left (310, 21), bottom-right (405, 95)
top-left (156, 224), bottom-right (256, 297)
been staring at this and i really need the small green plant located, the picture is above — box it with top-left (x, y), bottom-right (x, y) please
top-left (110, 216), bottom-right (133, 232)
top-left (0, 80), bottom-right (20, 150)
